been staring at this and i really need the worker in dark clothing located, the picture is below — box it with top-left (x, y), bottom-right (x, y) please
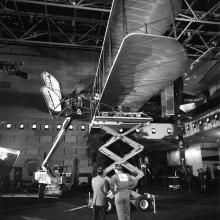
top-left (92, 166), bottom-right (109, 220)
top-left (205, 166), bottom-right (212, 182)
top-left (197, 168), bottom-right (206, 191)
top-left (109, 164), bottom-right (137, 220)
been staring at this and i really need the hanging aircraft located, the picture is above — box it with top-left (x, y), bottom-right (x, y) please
top-left (34, 0), bottom-right (188, 204)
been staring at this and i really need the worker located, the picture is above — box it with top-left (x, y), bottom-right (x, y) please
top-left (109, 164), bottom-right (137, 220)
top-left (91, 166), bottom-right (109, 220)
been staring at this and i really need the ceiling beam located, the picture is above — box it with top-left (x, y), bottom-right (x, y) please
top-left (0, 9), bottom-right (107, 25)
top-left (0, 37), bottom-right (102, 50)
top-left (7, 0), bottom-right (111, 13)
top-left (176, 17), bottom-right (220, 25)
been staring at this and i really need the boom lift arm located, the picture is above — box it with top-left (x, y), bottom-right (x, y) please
top-left (34, 116), bottom-right (73, 198)
top-left (41, 116), bottom-right (72, 171)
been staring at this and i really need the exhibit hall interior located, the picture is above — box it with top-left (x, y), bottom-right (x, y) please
top-left (0, 1), bottom-right (219, 220)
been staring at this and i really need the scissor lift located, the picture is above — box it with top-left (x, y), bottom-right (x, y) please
top-left (90, 112), bottom-right (154, 212)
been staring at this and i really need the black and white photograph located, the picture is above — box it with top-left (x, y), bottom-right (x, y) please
top-left (0, 0), bottom-right (220, 220)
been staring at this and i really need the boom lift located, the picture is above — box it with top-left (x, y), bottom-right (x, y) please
top-left (35, 116), bottom-right (73, 198)
top-left (34, 71), bottom-right (86, 198)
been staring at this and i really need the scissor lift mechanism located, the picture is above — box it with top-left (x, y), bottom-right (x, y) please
top-left (90, 113), bottom-right (152, 179)
top-left (89, 112), bottom-right (155, 211)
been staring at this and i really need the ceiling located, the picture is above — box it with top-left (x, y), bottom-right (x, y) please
top-left (0, 0), bottom-right (220, 146)
top-left (0, 0), bottom-right (219, 56)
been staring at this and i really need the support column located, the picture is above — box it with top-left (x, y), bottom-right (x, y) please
top-left (177, 119), bottom-right (186, 168)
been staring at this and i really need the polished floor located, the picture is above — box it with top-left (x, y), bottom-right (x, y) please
top-left (0, 183), bottom-right (220, 220)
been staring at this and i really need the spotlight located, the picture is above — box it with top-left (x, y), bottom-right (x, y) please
top-left (151, 128), bottom-right (156, 134)
top-left (57, 124), bottom-right (61, 130)
top-left (136, 128), bottom-right (140, 133)
top-left (199, 120), bottom-right (202, 126)
top-left (19, 123), bottom-right (24, 129)
top-left (44, 124), bottom-right (49, 130)
top-left (32, 124), bottom-right (37, 130)
top-left (206, 117), bottom-right (210, 123)
top-left (69, 125), bottom-right (73, 130)
top-left (214, 113), bottom-right (219, 120)
top-left (119, 128), bottom-right (123, 133)
top-left (167, 128), bottom-right (172, 134)
top-left (186, 125), bottom-right (190, 130)
top-left (192, 123), bottom-right (196, 128)
top-left (6, 123), bottom-right (12, 129)
top-left (76, 108), bottom-right (82, 115)
top-left (210, 40), bottom-right (218, 47)
top-left (81, 125), bottom-right (85, 131)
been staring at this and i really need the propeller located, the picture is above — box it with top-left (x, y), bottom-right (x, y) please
top-left (40, 71), bottom-right (94, 119)
top-left (0, 61), bottom-right (29, 79)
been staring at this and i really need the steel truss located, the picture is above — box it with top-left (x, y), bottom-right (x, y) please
top-left (168, 0), bottom-right (220, 58)
top-left (0, 0), bottom-right (219, 55)
top-left (0, 0), bottom-right (111, 49)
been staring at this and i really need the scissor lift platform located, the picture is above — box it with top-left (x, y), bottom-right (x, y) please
top-left (91, 112), bottom-right (152, 128)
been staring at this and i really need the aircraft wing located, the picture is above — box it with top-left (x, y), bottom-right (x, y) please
top-left (190, 51), bottom-right (220, 97)
top-left (92, 0), bottom-right (187, 116)
top-left (104, 0), bottom-right (182, 64)
top-left (183, 48), bottom-right (219, 96)
top-left (100, 33), bottom-right (187, 111)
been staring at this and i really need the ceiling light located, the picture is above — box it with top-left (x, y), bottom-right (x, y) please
top-left (119, 128), bottom-right (123, 133)
top-left (57, 124), bottom-right (61, 130)
top-left (44, 124), bottom-right (49, 130)
top-left (69, 125), bottom-right (73, 130)
top-left (186, 125), bottom-right (190, 130)
top-left (77, 108), bottom-right (82, 115)
top-left (136, 128), bottom-right (140, 133)
top-left (81, 125), bottom-right (85, 131)
top-left (210, 41), bottom-right (217, 47)
top-left (32, 124), bottom-right (37, 130)
top-left (19, 123), bottom-right (24, 129)
top-left (192, 123), bottom-right (196, 128)
top-left (6, 123), bottom-right (12, 129)
top-left (199, 120), bottom-right (202, 126)
top-left (214, 114), bottom-right (219, 120)
top-left (151, 128), bottom-right (156, 134)
top-left (206, 117), bottom-right (210, 123)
